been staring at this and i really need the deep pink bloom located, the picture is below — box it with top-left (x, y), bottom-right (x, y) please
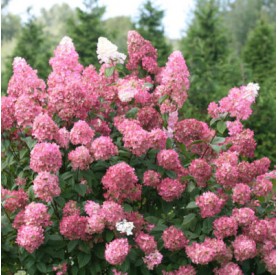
top-left (162, 226), bottom-right (188, 251)
top-left (70, 120), bottom-right (95, 145)
top-left (157, 178), bottom-right (185, 202)
top-left (213, 216), bottom-right (238, 239)
top-left (232, 235), bottom-right (257, 261)
top-left (135, 232), bottom-right (157, 254)
top-left (90, 136), bottom-right (118, 161)
top-left (105, 238), bottom-right (130, 265)
top-left (68, 146), bottom-right (93, 170)
top-left (143, 170), bottom-right (161, 188)
top-left (143, 250), bottom-right (163, 270)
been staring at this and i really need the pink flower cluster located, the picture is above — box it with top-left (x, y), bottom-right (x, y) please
top-left (196, 191), bottom-right (225, 218)
top-left (135, 232), bottom-right (157, 254)
top-left (126, 31), bottom-right (158, 74)
top-left (189, 159), bottom-right (212, 187)
top-left (32, 113), bottom-right (59, 142)
top-left (101, 162), bottom-right (141, 202)
top-left (90, 136), bottom-right (118, 160)
top-left (208, 83), bottom-right (259, 120)
top-left (2, 188), bottom-right (28, 213)
top-left (185, 238), bottom-right (228, 265)
top-left (162, 226), bottom-right (188, 251)
top-left (33, 172), bottom-right (61, 202)
top-left (142, 250), bottom-right (163, 270)
top-left (232, 235), bottom-right (257, 261)
top-left (68, 146), bottom-right (93, 170)
top-left (70, 120), bottom-right (95, 145)
top-left (214, 262), bottom-right (243, 275)
top-left (213, 216), bottom-right (238, 239)
top-left (157, 149), bottom-right (182, 171)
top-left (143, 170), bottom-right (161, 188)
top-left (30, 142), bottom-right (62, 173)
top-left (157, 178), bottom-right (186, 202)
top-left (105, 238), bottom-right (130, 265)
top-left (155, 51), bottom-right (190, 111)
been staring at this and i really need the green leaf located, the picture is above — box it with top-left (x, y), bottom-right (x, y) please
top-left (21, 136), bottom-right (37, 150)
top-left (36, 262), bottom-right (47, 273)
top-left (74, 184), bottom-right (87, 197)
top-left (211, 136), bottom-right (225, 145)
top-left (216, 120), bottom-right (226, 134)
top-left (210, 117), bottom-right (220, 126)
top-left (123, 203), bottom-right (133, 212)
top-left (78, 253), bottom-right (91, 268)
top-left (158, 94), bottom-right (169, 104)
top-left (210, 144), bottom-right (222, 153)
top-left (67, 240), bottom-right (79, 253)
top-left (79, 241), bottom-right (91, 254)
top-left (186, 201), bottom-right (198, 209)
top-left (48, 234), bottom-right (63, 241)
top-left (105, 231), bottom-right (114, 242)
top-left (144, 82), bottom-right (154, 88)
top-left (105, 66), bottom-right (115, 77)
top-left (72, 266), bottom-right (79, 275)
top-left (182, 213), bottom-right (196, 229)
top-left (125, 107), bottom-right (139, 119)
top-left (165, 170), bottom-right (176, 179)
top-left (166, 138), bottom-right (173, 149)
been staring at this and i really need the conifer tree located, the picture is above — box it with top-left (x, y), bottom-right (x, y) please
top-left (180, 0), bottom-right (236, 116)
top-left (243, 20), bottom-right (276, 162)
top-left (67, 0), bottom-right (106, 67)
top-left (135, 0), bottom-right (172, 66)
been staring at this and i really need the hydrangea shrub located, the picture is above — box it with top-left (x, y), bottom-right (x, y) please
top-left (1, 32), bottom-right (276, 275)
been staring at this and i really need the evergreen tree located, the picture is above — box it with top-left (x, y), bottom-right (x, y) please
top-left (1, 13), bottom-right (52, 93)
top-left (180, 0), bottom-right (240, 117)
top-left (135, 0), bottom-right (172, 66)
top-left (243, 20), bottom-right (276, 162)
top-left (67, 0), bottom-right (106, 67)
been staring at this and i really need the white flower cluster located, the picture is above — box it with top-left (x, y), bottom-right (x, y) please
top-left (118, 88), bottom-right (138, 103)
top-left (244, 82), bottom-right (260, 101)
top-left (97, 37), bottom-right (126, 65)
top-left (116, 219), bottom-right (135, 236)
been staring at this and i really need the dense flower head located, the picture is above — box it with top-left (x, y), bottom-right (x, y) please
top-left (263, 249), bottom-right (276, 274)
top-left (135, 232), bottom-right (157, 254)
top-left (185, 241), bottom-right (216, 265)
top-left (15, 95), bottom-right (43, 128)
top-left (149, 128), bottom-right (167, 150)
top-left (143, 250), bottom-right (163, 270)
top-left (174, 119), bottom-right (214, 155)
top-left (84, 200), bottom-right (101, 216)
top-left (245, 219), bottom-right (269, 242)
top-left (143, 170), bottom-right (161, 187)
top-left (265, 217), bottom-right (276, 243)
top-left (56, 127), bottom-right (70, 149)
top-left (226, 120), bottom-right (243, 136)
top-left (33, 172), bottom-right (61, 202)
top-left (89, 118), bottom-right (111, 136)
top-left (86, 214), bottom-right (105, 234)
top-left (24, 202), bottom-right (52, 228)
top-left (127, 31), bottom-right (158, 74)
top-left (232, 207), bottom-right (256, 227)
top-left (97, 37), bottom-right (126, 64)
top-left (16, 225), bottom-right (44, 253)
top-left (1, 96), bottom-right (16, 131)
top-left (252, 174), bottom-right (273, 197)
top-left (226, 129), bottom-right (256, 158)
top-left (157, 178), bottom-right (185, 202)
top-left (213, 216), bottom-right (238, 239)
top-left (30, 142), bottom-right (62, 173)
top-left (162, 226), bottom-right (188, 251)
top-left (208, 83), bottom-right (259, 120)
top-left (124, 211), bottom-right (147, 233)
top-left (105, 238), bottom-right (130, 265)
top-left (12, 209), bottom-right (26, 230)
top-left (157, 149), bottom-right (181, 171)
top-left (252, 157), bottom-right (271, 176)
top-left (90, 136), bottom-right (118, 160)
top-left (214, 262), bottom-right (243, 275)
top-left (232, 235), bottom-right (257, 261)
top-left (232, 184), bottom-right (251, 205)
top-left (1, 188), bottom-right (28, 213)
top-left (215, 163), bottom-right (239, 189)
top-left (196, 192), bottom-right (225, 218)
top-left (7, 57), bottom-right (46, 100)
top-left (189, 159), bottom-right (212, 187)
top-left (101, 162), bottom-right (141, 202)
top-left (68, 146), bottom-right (93, 170)
top-left (100, 201), bottom-right (124, 229)
top-left (162, 265), bottom-right (196, 275)
top-left (60, 214), bottom-right (89, 240)
top-left (155, 51), bottom-right (190, 110)
top-left (62, 200), bottom-right (80, 217)
top-left (15, 177), bottom-right (27, 186)
top-left (70, 120), bottom-right (95, 145)
top-left (32, 113), bottom-right (59, 142)
top-left (237, 161), bottom-right (257, 183)
top-left (137, 107), bottom-right (163, 131)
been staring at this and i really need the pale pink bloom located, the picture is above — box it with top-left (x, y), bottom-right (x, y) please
top-left (143, 250), bottom-right (163, 270)
top-left (105, 238), bottom-right (130, 265)
top-left (135, 232), bottom-right (157, 254)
